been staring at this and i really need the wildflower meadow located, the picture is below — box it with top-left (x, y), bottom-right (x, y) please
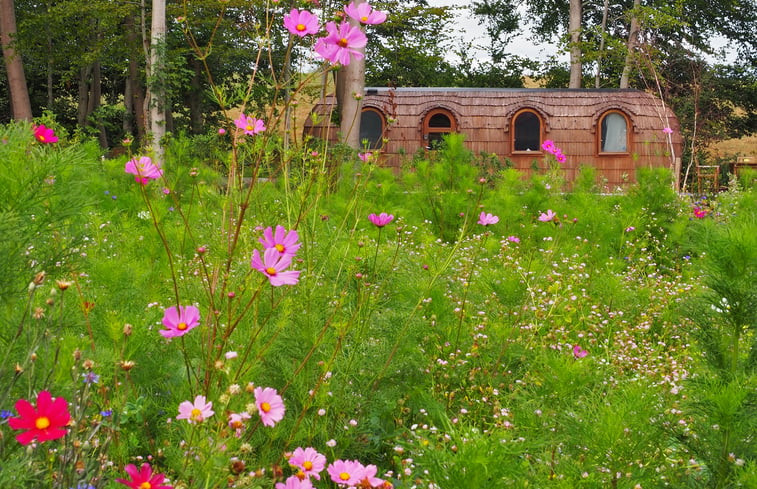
top-left (1, 2), bottom-right (756, 489)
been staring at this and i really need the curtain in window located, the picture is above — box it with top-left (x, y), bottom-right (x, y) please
top-left (602, 113), bottom-right (627, 152)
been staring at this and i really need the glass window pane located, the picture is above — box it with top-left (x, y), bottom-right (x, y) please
top-left (360, 110), bottom-right (383, 149)
top-left (514, 112), bottom-right (540, 151)
top-left (428, 113), bottom-right (452, 128)
top-left (601, 113), bottom-right (627, 152)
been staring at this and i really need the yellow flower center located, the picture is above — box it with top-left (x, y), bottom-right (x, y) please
top-left (35, 416), bottom-right (51, 430)
top-left (360, 16), bottom-right (368, 22)
top-left (340, 472), bottom-right (351, 481)
top-left (39, 135), bottom-right (46, 142)
top-left (139, 483), bottom-right (152, 489)
top-left (177, 322), bottom-right (188, 331)
top-left (265, 267), bottom-right (277, 276)
top-left (303, 461), bottom-right (313, 470)
top-left (274, 244), bottom-right (285, 253)
top-left (190, 408), bottom-right (203, 421)
top-left (260, 402), bottom-right (271, 413)
top-left (338, 37), bottom-right (349, 48)
top-left (296, 23), bottom-right (306, 31)
top-left (246, 125), bottom-right (253, 131)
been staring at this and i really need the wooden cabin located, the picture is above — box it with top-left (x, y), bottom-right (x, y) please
top-left (304, 88), bottom-right (683, 187)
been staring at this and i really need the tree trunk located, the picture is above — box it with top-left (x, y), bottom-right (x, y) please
top-left (77, 64), bottom-right (91, 126)
top-left (620, 0), bottom-right (641, 89)
top-left (91, 60), bottom-right (109, 148)
top-left (0, 0), bottom-right (32, 121)
top-left (189, 56), bottom-right (203, 134)
top-left (148, 0), bottom-right (166, 163)
top-left (339, 0), bottom-right (366, 149)
top-left (594, 0), bottom-right (609, 88)
top-left (568, 0), bottom-right (582, 88)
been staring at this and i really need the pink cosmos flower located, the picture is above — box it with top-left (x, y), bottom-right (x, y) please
top-left (218, 127), bottom-right (226, 135)
top-left (354, 463), bottom-right (385, 488)
top-left (314, 21), bottom-right (367, 66)
top-left (358, 152), bottom-right (373, 162)
top-left (662, 127), bottom-right (673, 134)
top-left (284, 9), bottom-right (320, 37)
top-left (8, 390), bottom-right (70, 445)
top-left (116, 463), bottom-right (172, 489)
top-left (159, 305), bottom-right (200, 338)
top-left (176, 395), bottom-right (214, 424)
top-left (276, 476), bottom-right (314, 489)
top-left (693, 206), bottom-right (708, 219)
top-left (228, 412), bottom-right (252, 437)
top-left (125, 156), bottom-right (163, 185)
top-left (477, 211), bottom-right (499, 226)
top-left (344, 2), bottom-right (387, 24)
top-left (289, 447), bottom-right (327, 480)
top-left (33, 124), bottom-right (58, 144)
top-left (541, 139), bottom-right (555, 153)
top-left (234, 113), bottom-right (266, 136)
top-left (573, 345), bottom-right (588, 359)
top-left (555, 151), bottom-right (566, 163)
top-left (251, 248), bottom-right (301, 286)
top-left (254, 386), bottom-right (285, 427)
top-left (327, 459), bottom-right (365, 486)
top-left (259, 225), bottom-right (301, 257)
top-left (368, 212), bottom-right (394, 227)
top-left (507, 236), bottom-right (520, 243)
top-left (538, 209), bottom-right (557, 222)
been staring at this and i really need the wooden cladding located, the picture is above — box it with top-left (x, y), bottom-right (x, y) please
top-left (304, 88), bottom-right (683, 187)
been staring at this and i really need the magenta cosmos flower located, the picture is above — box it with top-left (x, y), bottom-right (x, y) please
top-left (573, 345), bottom-right (588, 359)
top-left (125, 156), bottom-right (163, 185)
top-left (116, 463), bottom-right (172, 489)
top-left (276, 475), bottom-right (313, 489)
top-left (344, 1), bottom-right (387, 24)
top-left (327, 459), bottom-right (365, 486)
top-left (358, 152), bottom-right (373, 162)
top-left (289, 446), bottom-right (327, 480)
top-left (254, 386), bottom-right (285, 427)
top-left (368, 212), bottom-right (394, 227)
top-left (33, 124), bottom-right (58, 144)
top-left (8, 390), bottom-right (70, 445)
top-left (234, 113), bottom-right (266, 136)
top-left (259, 225), bottom-right (301, 257)
top-left (477, 211), bottom-right (499, 226)
top-left (176, 395), bottom-right (214, 424)
top-left (314, 21), bottom-right (367, 66)
top-left (538, 209), bottom-right (557, 222)
top-left (662, 127), bottom-right (673, 134)
top-left (159, 305), bottom-right (200, 338)
top-left (284, 9), bottom-right (320, 37)
top-left (251, 248), bottom-right (301, 286)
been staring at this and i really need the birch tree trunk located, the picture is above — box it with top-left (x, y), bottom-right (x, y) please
top-left (595, 0), bottom-right (609, 88)
top-left (620, 0), bottom-right (641, 89)
top-left (0, 0), bottom-right (32, 121)
top-left (149, 0), bottom-right (166, 163)
top-left (568, 0), bottom-right (582, 88)
top-left (339, 0), bottom-right (365, 150)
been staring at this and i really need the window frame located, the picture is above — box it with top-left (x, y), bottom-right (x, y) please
top-left (359, 107), bottom-right (386, 150)
top-left (597, 110), bottom-right (631, 155)
top-left (422, 108), bottom-right (457, 150)
top-left (511, 108), bottom-right (544, 154)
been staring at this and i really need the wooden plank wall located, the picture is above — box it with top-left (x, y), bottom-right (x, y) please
top-left (304, 89), bottom-right (683, 188)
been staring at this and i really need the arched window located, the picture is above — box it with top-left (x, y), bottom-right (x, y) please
top-left (422, 109), bottom-right (456, 149)
top-left (359, 107), bottom-right (385, 150)
top-left (599, 111), bottom-right (629, 153)
top-left (512, 109), bottom-right (542, 152)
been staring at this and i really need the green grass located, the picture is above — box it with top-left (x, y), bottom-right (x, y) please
top-left (0, 126), bottom-right (754, 489)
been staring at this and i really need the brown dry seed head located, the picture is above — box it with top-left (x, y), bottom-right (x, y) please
top-left (33, 271), bottom-right (46, 285)
top-left (56, 280), bottom-right (72, 291)
top-left (120, 360), bottom-right (136, 371)
top-left (123, 323), bottom-right (133, 336)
